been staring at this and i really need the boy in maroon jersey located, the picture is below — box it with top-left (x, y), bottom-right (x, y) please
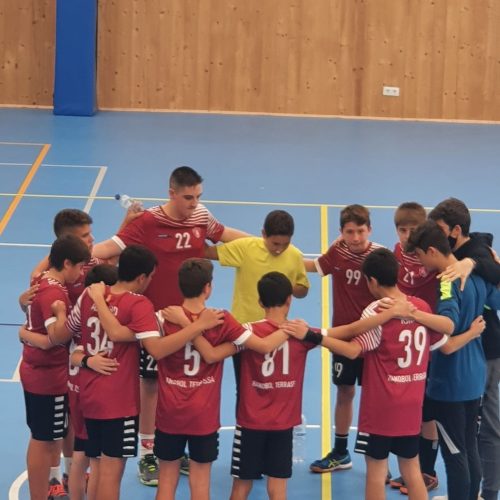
top-left (288, 248), bottom-right (485, 500)
top-left (305, 204), bottom-right (384, 472)
top-left (185, 270), bottom-right (409, 500)
top-left (20, 235), bottom-right (90, 500)
top-left (92, 166), bottom-right (247, 482)
top-left (391, 202), bottom-right (442, 494)
top-left (64, 247), bottom-right (223, 500)
top-left (153, 259), bottom-right (291, 500)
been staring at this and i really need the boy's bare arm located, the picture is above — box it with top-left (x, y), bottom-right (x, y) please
top-left (204, 245), bottom-right (220, 260)
top-left (292, 284), bottom-right (309, 298)
top-left (87, 283), bottom-right (136, 342)
top-left (282, 320), bottom-right (362, 359)
top-left (440, 315), bottom-right (485, 354)
top-left (71, 349), bottom-right (120, 375)
top-left (48, 300), bottom-right (72, 344)
top-left (143, 308), bottom-right (225, 360)
top-left (192, 336), bottom-right (236, 364)
top-left (321, 336), bottom-right (362, 359)
top-left (243, 329), bottom-right (288, 354)
top-left (304, 259), bottom-right (318, 273)
top-left (19, 326), bottom-right (53, 350)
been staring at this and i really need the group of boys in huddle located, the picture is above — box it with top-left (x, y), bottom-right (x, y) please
top-left (17, 165), bottom-right (500, 500)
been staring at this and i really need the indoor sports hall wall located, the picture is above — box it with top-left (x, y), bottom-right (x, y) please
top-left (2, 0), bottom-right (500, 121)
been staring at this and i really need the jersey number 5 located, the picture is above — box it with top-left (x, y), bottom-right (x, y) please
top-left (184, 343), bottom-right (201, 376)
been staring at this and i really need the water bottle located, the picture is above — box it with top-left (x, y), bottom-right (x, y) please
top-left (115, 194), bottom-right (143, 211)
top-left (292, 414), bottom-right (307, 463)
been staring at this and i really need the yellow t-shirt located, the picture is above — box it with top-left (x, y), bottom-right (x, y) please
top-left (217, 236), bottom-right (310, 323)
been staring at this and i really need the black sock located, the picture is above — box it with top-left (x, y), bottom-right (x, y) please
top-left (419, 437), bottom-right (438, 476)
top-left (334, 434), bottom-right (348, 455)
top-left (481, 489), bottom-right (498, 500)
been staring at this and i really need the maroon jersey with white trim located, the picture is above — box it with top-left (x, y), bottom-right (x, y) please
top-left (316, 241), bottom-right (384, 326)
top-left (66, 257), bottom-right (104, 305)
top-left (67, 287), bottom-right (159, 419)
top-left (156, 309), bottom-right (250, 435)
top-left (353, 297), bottom-right (447, 436)
top-left (394, 243), bottom-right (438, 311)
top-left (236, 320), bottom-right (316, 430)
top-left (20, 275), bottom-right (71, 395)
top-left (113, 205), bottom-right (225, 309)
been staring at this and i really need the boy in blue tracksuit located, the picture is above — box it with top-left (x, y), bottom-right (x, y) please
top-left (406, 220), bottom-right (500, 500)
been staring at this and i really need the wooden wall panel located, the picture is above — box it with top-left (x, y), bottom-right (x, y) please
top-left (96, 0), bottom-right (500, 120)
top-left (0, 0), bottom-right (55, 106)
top-left (2, 0), bottom-right (499, 120)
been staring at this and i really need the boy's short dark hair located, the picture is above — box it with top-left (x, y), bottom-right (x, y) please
top-left (340, 204), bottom-right (371, 229)
top-left (394, 202), bottom-right (427, 227)
top-left (178, 258), bottom-right (213, 298)
top-left (258, 272), bottom-right (293, 308)
top-left (406, 220), bottom-right (452, 256)
top-left (263, 210), bottom-right (294, 237)
top-left (170, 166), bottom-right (203, 190)
top-left (362, 248), bottom-right (399, 287)
top-left (49, 234), bottom-right (91, 271)
top-left (85, 264), bottom-right (119, 287)
top-left (53, 209), bottom-right (93, 237)
top-left (428, 198), bottom-right (471, 236)
top-left (118, 245), bottom-right (157, 282)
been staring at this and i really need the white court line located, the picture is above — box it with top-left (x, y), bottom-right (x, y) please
top-left (0, 141), bottom-right (45, 146)
top-left (0, 243), bottom-right (51, 248)
top-left (83, 166), bottom-right (107, 213)
top-left (0, 162), bottom-right (105, 169)
top-left (8, 470), bottom-right (27, 500)
top-left (12, 356), bottom-right (21, 382)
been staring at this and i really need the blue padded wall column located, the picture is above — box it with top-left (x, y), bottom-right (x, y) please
top-left (53, 0), bottom-right (98, 116)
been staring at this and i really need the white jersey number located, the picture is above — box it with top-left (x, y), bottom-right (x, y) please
top-left (175, 232), bottom-right (192, 249)
top-left (184, 343), bottom-right (201, 376)
top-left (346, 268), bottom-right (362, 285)
top-left (403, 270), bottom-right (415, 285)
top-left (261, 341), bottom-right (290, 377)
top-left (86, 316), bottom-right (114, 355)
top-left (397, 326), bottom-right (427, 368)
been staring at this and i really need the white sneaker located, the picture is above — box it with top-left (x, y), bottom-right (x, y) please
top-left (432, 496), bottom-right (448, 500)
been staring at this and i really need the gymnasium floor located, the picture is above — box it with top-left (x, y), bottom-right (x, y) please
top-left (0, 108), bottom-right (499, 499)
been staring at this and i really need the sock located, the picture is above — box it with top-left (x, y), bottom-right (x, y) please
top-left (481, 490), bottom-right (498, 500)
top-left (419, 437), bottom-right (438, 476)
top-left (63, 457), bottom-right (72, 476)
top-left (139, 433), bottom-right (155, 458)
top-left (49, 466), bottom-right (62, 482)
top-left (334, 434), bottom-right (348, 455)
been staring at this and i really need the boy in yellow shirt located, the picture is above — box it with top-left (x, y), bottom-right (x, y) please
top-left (205, 210), bottom-right (309, 324)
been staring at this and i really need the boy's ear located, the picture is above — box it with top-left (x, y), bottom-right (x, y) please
top-left (261, 229), bottom-right (267, 238)
top-left (451, 224), bottom-right (462, 237)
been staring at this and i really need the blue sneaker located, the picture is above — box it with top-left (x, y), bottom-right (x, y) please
top-left (309, 450), bottom-right (352, 473)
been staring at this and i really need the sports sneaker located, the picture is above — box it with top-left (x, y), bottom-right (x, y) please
top-left (138, 453), bottom-right (159, 486)
top-left (180, 454), bottom-right (190, 476)
top-left (47, 478), bottom-right (69, 499)
top-left (309, 450), bottom-right (352, 473)
top-left (400, 473), bottom-right (438, 495)
top-left (389, 476), bottom-right (405, 489)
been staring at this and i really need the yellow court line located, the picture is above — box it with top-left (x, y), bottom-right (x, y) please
top-left (0, 144), bottom-right (50, 235)
top-left (320, 205), bottom-right (333, 500)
